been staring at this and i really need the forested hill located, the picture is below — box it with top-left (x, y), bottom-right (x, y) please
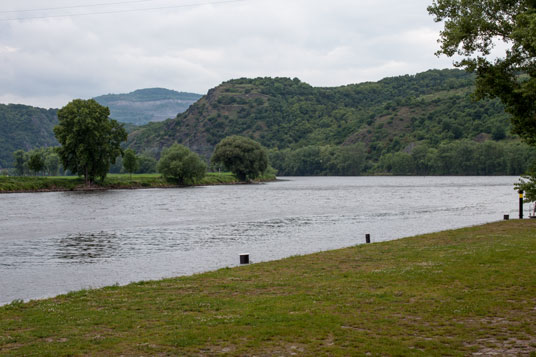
top-left (0, 104), bottom-right (58, 169)
top-left (127, 69), bottom-right (532, 175)
top-left (94, 88), bottom-right (202, 125)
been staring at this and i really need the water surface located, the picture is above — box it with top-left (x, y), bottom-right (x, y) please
top-left (0, 176), bottom-right (523, 304)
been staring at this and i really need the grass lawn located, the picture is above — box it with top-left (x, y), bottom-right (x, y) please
top-left (1, 220), bottom-right (535, 355)
top-left (0, 172), bottom-right (276, 192)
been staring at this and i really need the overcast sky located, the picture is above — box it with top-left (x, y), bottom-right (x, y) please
top-left (0, 0), bottom-right (457, 108)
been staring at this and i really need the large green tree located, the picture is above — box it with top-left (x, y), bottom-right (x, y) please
top-left (211, 136), bottom-right (268, 181)
top-left (157, 143), bottom-right (206, 185)
top-left (428, 0), bottom-right (536, 144)
top-left (54, 99), bottom-right (127, 184)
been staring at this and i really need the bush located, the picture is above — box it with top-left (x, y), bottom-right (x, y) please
top-left (157, 144), bottom-right (206, 185)
top-left (211, 136), bottom-right (268, 181)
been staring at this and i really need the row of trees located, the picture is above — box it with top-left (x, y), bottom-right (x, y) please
top-left (268, 140), bottom-right (534, 176)
top-left (379, 141), bottom-right (534, 176)
top-left (157, 136), bottom-right (269, 184)
top-left (269, 144), bottom-right (366, 176)
top-left (9, 99), bottom-right (270, 185)
top-left (109, 151), bottom-right (158, 175)
top-left (12, 147), bottom-right (61, 176)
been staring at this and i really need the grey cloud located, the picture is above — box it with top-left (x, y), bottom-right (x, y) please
top-left (0, 0), bottom-right (453, 108)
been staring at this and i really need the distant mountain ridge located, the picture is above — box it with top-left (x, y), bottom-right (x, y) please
top-left (94, 88), bottom-right (202, 125)
top-left (127, 69), bottom-right (513, 159)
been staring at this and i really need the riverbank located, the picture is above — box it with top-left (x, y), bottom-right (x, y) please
top-left (0, 172), bottom-right (276, 193)
top-left (1, 220), bottom-right (535, 355)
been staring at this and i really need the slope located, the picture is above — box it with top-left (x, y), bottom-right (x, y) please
top-left (94, 88), bottom-right (202, 125)
top-left (0, 104), bottom-right (58, 169)
top-left (127, 69), bottom-right (514, 159)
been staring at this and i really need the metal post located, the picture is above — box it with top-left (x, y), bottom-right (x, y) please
top-left (365, 234), bottom-right (371, 244)
top-left (519, 190), bottom-right (524, 219)
top-left (240, 254), bottom-right (249, 265)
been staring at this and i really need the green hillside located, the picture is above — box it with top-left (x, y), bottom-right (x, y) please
top-left (2, 70), bottom-right (533, 174)
top-left (127, 69), bottom-right (534, 175)
top-left (0, 104), bottom-right (58, 169)
top-left (94, 88), bottom-right (202, 125)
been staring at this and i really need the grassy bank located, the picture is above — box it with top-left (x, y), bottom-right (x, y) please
top-left (0, 172), bottom-right (276, 193)
top-left (1, 221), bottom-right (535, 355)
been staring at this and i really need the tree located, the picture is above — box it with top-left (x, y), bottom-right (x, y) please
top-left (157, 143), bottom-right (206, 184)
top-left (137, 154), bottom-right (157, 173)
top-left (122, 149), bottom-right (139, 178)
top-left (54, 99), bottom-right (127, 185)
top-left (13, 150), bottom-right (25, 176)
top-left (211, 136), bottom-right (268, 181)
top-left (44, 152), bottom-right (60, 176)
top-left (27, 150), bottom-right (45, 176)
top-left (428, 0), bottom-right (536, 145)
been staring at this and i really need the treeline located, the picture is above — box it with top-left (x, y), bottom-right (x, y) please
top-left (269, 144), bottom-right (366, 176)
top-left (7, 147), bottom-right (159, 177)
top-left (109, 152), bottom-right (157, 174)
top-left (12, 148), bottom-right (62, 176)
top-left (268, 140), bottom-right (535, 176)
top-left (378, 141), bottom-right (534, 176)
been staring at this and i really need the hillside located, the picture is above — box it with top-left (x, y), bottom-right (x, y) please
top-left (127, 69), bottom-right (533, 174)
top-left (94, 88), bottom-right (202, 125)
top-left (0, 104), bottom-right (58, 169)
top-left (2, 70), bottom-right (533, 174)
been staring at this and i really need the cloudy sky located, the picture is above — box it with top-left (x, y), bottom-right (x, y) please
top-left (0, 0), bottom-right (457, 108)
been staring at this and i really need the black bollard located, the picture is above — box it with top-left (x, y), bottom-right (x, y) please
top-left (504, 214), bottom-right (509, 220)
top-left (240, 254), bottom-right (249, 265)
top-left (365, 234), bottom-right (371, 244)
top-left (519, 190), bottom-right (524, 219)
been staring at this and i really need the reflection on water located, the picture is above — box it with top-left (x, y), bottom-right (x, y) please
top-left (0, 176), bottom-right (522, 304)
top-left (55, 232), bottom-right (121, 263)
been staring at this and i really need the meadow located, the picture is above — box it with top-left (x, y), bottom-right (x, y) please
top-left (0, 172), bottom-right (276, 193)
top-left (1, 220), bottom-right (535, 355)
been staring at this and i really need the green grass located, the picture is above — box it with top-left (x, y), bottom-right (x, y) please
top-left (1, 220), bottom-right (535, 355)
top-left (0, 172), bottom-right (276, 193)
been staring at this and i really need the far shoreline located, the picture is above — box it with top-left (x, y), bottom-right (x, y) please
top-left (0, 173), bottom-right (278, 194)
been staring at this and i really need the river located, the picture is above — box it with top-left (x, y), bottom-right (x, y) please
top-left (0, 176), bottom-right (524, 304)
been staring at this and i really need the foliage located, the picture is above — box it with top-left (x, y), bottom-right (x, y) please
top-left (0, 104), bottom-right (58, 168)
top-left (122, 149), bottom-right (139, 178)
top-left (211, 136), bottom-right (268, 181)
top-left (11, 147), bottom-right (63, 176)
top-left (515, 172), bottom-right (536, 204)
top-left (127, 70), bottom-right (519, 175)
top-left (3, 70), bottom-right (532, 176)
top-left (13, 150), bottom-right (25, 176)
top-left (428, 0), bottom-right (536, 145)
top-left (379, 140), bottom-right (534, 175)
top-left (136, 154), bottom-right (157, 173)
top-left (44, 153), bottom-right (60, 176)
top-left (157, 144), bottom-right (207, 184)
top-left (269, 143), bottom-right (366, 176)
top-left (54, 99), bottom-right (127, 184)
top-left (27, 150), bottom-right (45, 176)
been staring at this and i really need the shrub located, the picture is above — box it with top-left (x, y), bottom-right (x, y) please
top-left (157, 144), bottom-right (206, 185)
